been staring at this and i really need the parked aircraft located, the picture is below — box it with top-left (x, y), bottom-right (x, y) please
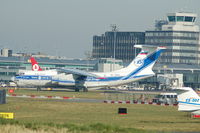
top-left (13, 45), bottom-right (165, 91)
top-left (14, 57), bottom-right (58, 90)
top-left (18, 57), bottom-right (57, 76)
top-left (176, 87), bottom-right (200, 114)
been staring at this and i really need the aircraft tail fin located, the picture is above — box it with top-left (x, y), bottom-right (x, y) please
top-left (30, 57), bottom-right (43, 71)
top-left (175, 87), bottom-right (200, 112)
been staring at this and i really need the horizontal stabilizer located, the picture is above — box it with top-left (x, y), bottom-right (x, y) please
top-left (134, 45), bottom-right (166, 53)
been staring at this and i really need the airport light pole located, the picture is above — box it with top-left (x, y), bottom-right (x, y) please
top-left (85, 51), bottom-right (92, 71)
top-left (111, 24), bottom-right (118, 71)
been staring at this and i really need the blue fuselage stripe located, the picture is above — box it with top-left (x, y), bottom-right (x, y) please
top-left (178, 101), bottom-right (200, 106)
top-left (16, 75), bottom-right (52, 80)
top-left (16, 74), bottom-right (152, 83)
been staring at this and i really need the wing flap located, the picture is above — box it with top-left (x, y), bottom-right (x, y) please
top-left (58, 68), bottom-right (100, 78)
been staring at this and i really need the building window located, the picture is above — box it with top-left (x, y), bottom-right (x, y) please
top-left (185, 16), bottom-right (193, 22)
top-left (177, 16), bottom-right (184, 22)
top-left (168, 16), bottom-right (176, 22)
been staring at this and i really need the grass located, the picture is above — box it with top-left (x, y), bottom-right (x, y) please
top-left (0, 89), bottom-right (200, 132)
top-left (6, 88), bottom-right (106, 99)
top-left (0, 119), bottom-right (149, 133)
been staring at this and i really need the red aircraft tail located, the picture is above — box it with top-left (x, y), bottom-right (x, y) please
top-left (30, 57), bottom-right (43, 71)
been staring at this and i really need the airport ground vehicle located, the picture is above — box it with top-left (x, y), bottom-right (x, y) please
top-left (152, 92), bottom-right (177, 104)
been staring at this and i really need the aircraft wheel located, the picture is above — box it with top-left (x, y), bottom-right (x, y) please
top-left (83, 87), bottom-right (88, 92)
top-left (37, 87), bottom-right (41, 91)
top-left (75, 88), bottom-right (80, 92)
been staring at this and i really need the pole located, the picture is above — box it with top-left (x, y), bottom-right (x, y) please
top-left (111, 24), bottom-right (117, 71)
top-left (114, 30), bottom-right (116, 71)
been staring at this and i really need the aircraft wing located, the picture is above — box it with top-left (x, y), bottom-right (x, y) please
top-left (58, 68), bottom-right (101, 78)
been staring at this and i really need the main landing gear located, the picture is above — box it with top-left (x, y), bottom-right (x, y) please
top-left (74, 87), bottom-right (88, 92)
top-left (83, 87), bottom-right (88, 92)
top-left (37, 87), bottom-right (42, 91)
top-left (75, 88), bottom-right (80, 92)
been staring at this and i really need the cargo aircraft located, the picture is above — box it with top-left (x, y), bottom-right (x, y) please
top-left (13, 45), bottom-right (165, 91)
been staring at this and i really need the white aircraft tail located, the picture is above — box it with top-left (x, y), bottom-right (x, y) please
top-left (121, 45), bottom-right (166, 80)
top-left (175, 87), bottom-right (200, 112)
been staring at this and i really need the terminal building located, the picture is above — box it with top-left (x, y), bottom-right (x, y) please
top-left (0, 56), bottom-right (98, 82)
top-left (1, 48), bottom-right (12, 57)
top-left (92, 31), bottom-right (145, 62)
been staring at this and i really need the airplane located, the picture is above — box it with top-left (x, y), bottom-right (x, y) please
top-left (18, 57), bottom-right (58, 76)
top-left (14, 56), bottom-right (58, 90)
top-left (12, 45), bottom-right (165, 92)
top-left (176, 87), bottom-right (200, 114)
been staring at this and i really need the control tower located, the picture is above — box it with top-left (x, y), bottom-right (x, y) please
top-left (145, 12), bottom-right (200, 65)
top-left (163, 12), bottom-right (198, 32)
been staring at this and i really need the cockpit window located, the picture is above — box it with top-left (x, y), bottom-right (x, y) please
top-left (19, 73), bottom-right (25, 75)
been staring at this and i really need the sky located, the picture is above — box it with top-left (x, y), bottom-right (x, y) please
top-left (0, 0), bottom-right (199, 58)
